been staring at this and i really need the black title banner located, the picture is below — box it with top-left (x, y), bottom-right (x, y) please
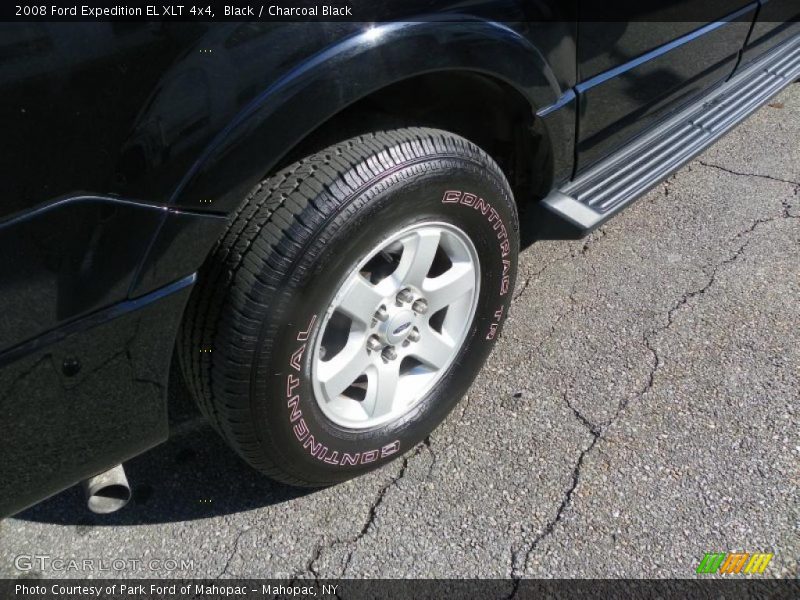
top-left (4, 0), bottom-right (800, 22)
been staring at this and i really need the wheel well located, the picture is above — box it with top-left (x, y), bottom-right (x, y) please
top-left (275, 70), bottom-right (554, 208)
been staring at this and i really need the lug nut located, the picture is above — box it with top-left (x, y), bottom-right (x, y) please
top-left (396, 288), bottom-right (413, 305)
top-left (374, 306), bottom-right (389, 322)
top-left (366, 335), bottom-right (383, 353)
top-left (407, 327), bottom-right (421, 342)
top-left (381, 346), bottom-right (398, 361)
top-left (412, 298), bottom-right (428, 314)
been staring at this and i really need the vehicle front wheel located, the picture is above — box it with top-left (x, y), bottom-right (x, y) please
top-left (179, 127), bottom-right (519, 486)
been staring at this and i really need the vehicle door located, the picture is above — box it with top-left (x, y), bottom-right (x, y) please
top-left (575, 1), bottom-right (758, 173)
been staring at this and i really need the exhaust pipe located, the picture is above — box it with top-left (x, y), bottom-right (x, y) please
top-left (82, 464), bottom-right (131, 514)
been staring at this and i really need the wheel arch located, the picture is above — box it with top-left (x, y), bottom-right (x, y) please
top-left (168, 20), bottom-right (573, 216)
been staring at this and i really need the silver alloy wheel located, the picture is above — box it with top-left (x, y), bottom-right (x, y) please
top-left (311, 221), bottom-right (480, 430)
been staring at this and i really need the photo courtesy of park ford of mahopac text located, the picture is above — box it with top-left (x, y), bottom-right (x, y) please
top-left (13, 583), bottom-right (337, 598)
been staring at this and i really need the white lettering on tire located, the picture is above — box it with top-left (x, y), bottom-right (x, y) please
top-left (442, 190), bottom-right (512, 296)
top-left (285, 314), bottom-right (401, 465)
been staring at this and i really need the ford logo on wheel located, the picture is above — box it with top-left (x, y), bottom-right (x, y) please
top-left (392, 322), bottom-right (412, 335)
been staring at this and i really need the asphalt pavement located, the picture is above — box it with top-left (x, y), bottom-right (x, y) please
top-left (1, 84), bottom-right (798, 581)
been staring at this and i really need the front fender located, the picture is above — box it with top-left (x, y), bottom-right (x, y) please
top-left (169, 19), bottom-right (570, 214)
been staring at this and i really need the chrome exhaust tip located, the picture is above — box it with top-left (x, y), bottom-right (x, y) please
top-left (82, 464), bottom-right (131, 514)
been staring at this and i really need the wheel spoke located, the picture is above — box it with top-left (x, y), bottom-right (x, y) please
top-left (317, 340), bottom-right (371, 400)
top-left (410, 326), bottom-right (456, 370)
top-left (394, 229), bottom-right (441, 288)
top-left (365, 362), bottom-right (401, 419)
top-left (422, 263), bottom-right (476, 313)
top-left (336, 275), bottom-right (384, 323)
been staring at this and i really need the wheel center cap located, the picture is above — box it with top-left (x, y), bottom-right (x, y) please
top-left (384, 310), bottom-right (415, 344)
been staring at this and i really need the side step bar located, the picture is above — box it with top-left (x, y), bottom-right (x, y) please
top-left (543, 34), bottom-right (800, 232)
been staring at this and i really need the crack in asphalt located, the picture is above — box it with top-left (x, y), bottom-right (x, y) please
top-left (300, 438), bottom-right (434, 579)
top-left (506, 391), bottom-right (600, 597)
top-left (217, 526), bottom-right (252, 578)
top-left (338, 439), bottom-right (433, 576)
top-left (505, 188), bottom-right (796, 589)
top-left (421, 435), bottom-right (437, 481)
top-left (511, 268), bottom-right (538, 303)
top-left (697, 160), bottom-right (800, 189)
top-left (518, 257), bottom-right (588, 372)
top-left (598, 183), bottom-right (795, 437)
top-left (622, 191), bottom-right (799, 421)
top-left (564, 391), bottom-right (601, 436)
top-left (274, 539), bottom-right (327, 597)
top-left (579, 227), bottom-right (608, 257)
top-left (512, 247), bottom-right (573, 304)
top-left (511, 227), bottom-right (607, 304)
top-left (304, 542), bottom-right (324, 584)
top-left (512, 227), bottom-right (608, 305)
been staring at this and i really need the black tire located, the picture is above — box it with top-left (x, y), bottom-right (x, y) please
top-left (178, 127), bottom-right (519, 486)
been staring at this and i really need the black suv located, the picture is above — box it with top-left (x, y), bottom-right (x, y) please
top-left (1, 3), bottom-right (798, 516)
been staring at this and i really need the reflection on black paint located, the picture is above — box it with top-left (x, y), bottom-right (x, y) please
top-left (0, 287), bottom-right (190, 517)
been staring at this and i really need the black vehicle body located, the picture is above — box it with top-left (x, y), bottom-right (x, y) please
top-left (1, 2), bottom-right (798, 517)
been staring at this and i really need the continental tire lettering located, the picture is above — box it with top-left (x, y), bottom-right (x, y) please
top-left (460, 192), bottom-right (477, 206)
top-left (287, 395), bottom-right (302, 422)
top-left (361, 450), bottom-right (378, 464)
top-left (381, 440), bottom-right (401, 458)
top-left (287, 374), bottom-right (300, 397)
top-left (487, 305), bottom-right (504, 340)
top-left (489, 208), bottom-right (502, 232)
top-left (286, 314), bottom-right (400, 466)
top-left (341, 453), bottom-right (359, 466)
top-left (290, 344), bottom-right (306, 371)
top-left (442, 190), bottom-right (514, 297)
top-left (297, 315), bottom-right (317, 342)
top-left (442, 190), bottom-right (462, 203)
top-left (293, 418), bottom-right (309, 442)
top-left (474, 197), bottom-right (491, 215)
top-left (303, 434), bottom-right (328, 459)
